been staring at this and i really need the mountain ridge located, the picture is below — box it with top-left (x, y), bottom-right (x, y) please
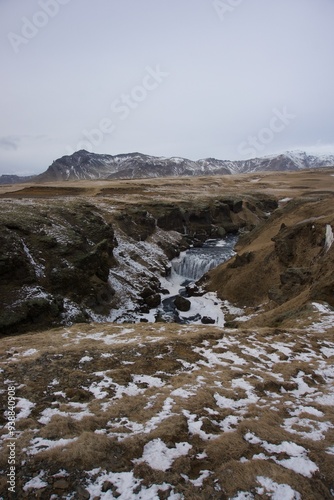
top-left (31, 149), bottom-right (334, 181)
top-left (1, 150), bottom-right (334, 184)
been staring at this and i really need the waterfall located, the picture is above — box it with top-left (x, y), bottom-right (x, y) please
top-left (172, 253), bottom-right (224, 280)
top-left (171, 234), bottom-right (238, 280)
top-left (139, 233), bottom-right (239, 326)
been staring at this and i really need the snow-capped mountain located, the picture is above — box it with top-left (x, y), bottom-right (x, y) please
top-left (239, 151), bottom-right (334, 173)
top-left (33, 151), bottom-right (202, 182)
top-left (2, 150), bottom-right (334, 184)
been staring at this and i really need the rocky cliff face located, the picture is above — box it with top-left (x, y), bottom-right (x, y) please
top-left (0, 201), bottom-right (117, 334)
top-left (0, 193), bottom-right (274, 335)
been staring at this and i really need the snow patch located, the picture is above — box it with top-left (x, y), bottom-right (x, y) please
top-left (182, 470), bottom-right (212, 487)
top-left (283, 416), bottom-right (332, 441)
top-left (324, 224), bottom-right (334, 252)
top-left (79, 355), bottom-right (93, 363)
top-left (85, 469), bottom-right (182, 499)
top-left (16, 398), bottom-right (35, 420)
top-left (132, 374), bottom-right (165, 388)
top-left (23, 471), bottom-right (48, 491)
top-left (244, 433), bottom-right (318, 478)
top-left (134, 438), bottom-right (192, 471)
top-left (21, 239), bottom-right (45, 278)
top-left (38, 404), bottom-right (93, 424)
top-left (256, 476), bottom-right (301, 499)
top-left (310, 302), bottom-right (334, 333)
top-left (26, 437), bottom-right (78, 456)
top-left (21, 348), bottom-right (38, 357)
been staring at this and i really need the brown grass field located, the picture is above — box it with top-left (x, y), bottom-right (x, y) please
top-left (1, 167), bottom-right (334, 204)
top-left (0, 320), bottom-right (334, 498)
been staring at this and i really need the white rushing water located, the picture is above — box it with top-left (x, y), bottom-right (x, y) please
top-left (142, 234), bottom-right (238, 325)
top-left (171, 235), bottom-right (238, 280)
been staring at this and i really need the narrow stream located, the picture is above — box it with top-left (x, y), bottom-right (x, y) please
top-left (144, 234), bottom-right (238, 325)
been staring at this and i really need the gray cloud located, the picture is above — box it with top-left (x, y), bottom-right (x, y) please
top-left (0, 136), bottom-right (21, 151)
top-left (0, 0), bottom-right (334, 174)
top-left (0, 134), bottom-right (48, 151)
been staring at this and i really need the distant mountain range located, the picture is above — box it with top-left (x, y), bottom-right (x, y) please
top-left (0, 174), bottom-right (36, 185)
top-left (1, 150), bottom-right (334, 184)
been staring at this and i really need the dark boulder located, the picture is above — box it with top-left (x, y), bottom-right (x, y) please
top-left (186, 282), bottom-right (204, 297)
top-left (174, 295), bottom-right (191, 312)
top-left (145, 293), bottom-right (161, 308)
top-left (201, 316), bottom-right (215, 324)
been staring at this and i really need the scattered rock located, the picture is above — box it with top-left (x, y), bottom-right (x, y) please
top-left (280, 267), bottom-right (311, 286)
top-left (53, 479), bottom-right (69, 489)
top-left (192, 239), bottom-right (204, 247)
top-left (145, 293), bottom-right (161, 308)
top-left (140, 287), bottom-right (155, 299)
top-left (155, 311), bottom-right (169, 322)
top-left (201, 316), bottom-right (215, 324)
top-left (228, 252), bottom-right (254, 268)
top-left (232, 199), bottom-right (243, 213)
top-left (186, 282), bottom-right (204, 297)
top-left (217, 226), bottom-right (227, 237)
top-left (174, 295), bottom-right (191, 312)
top-left (76, 485), bottom-right (90, 499)
top-left (102, 480), bottom-right (114, 492)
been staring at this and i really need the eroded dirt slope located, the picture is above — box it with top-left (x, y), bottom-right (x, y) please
top-left (205, 192), bottom-right (334, 329)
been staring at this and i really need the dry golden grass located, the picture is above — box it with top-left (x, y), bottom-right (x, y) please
top-left (205, 188), bottom-right (334, 330)
top-left (1, 167), bottom-right (334, 204)
top-left (1, 320), bottom-right (333, 498)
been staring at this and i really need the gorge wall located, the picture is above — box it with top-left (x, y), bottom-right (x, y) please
top-left (0, 193), bottom-right (275, 335)
top-left (204, 193), bottom-right (334, 328)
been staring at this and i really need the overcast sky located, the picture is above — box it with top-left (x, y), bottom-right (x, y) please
top-left (1, 0), bottom-right (334, 175)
